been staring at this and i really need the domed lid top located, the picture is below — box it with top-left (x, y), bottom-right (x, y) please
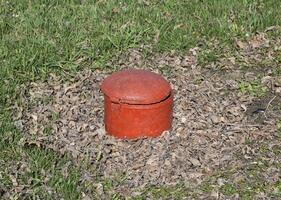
top-left (101, 69), bottom-right (171, 105)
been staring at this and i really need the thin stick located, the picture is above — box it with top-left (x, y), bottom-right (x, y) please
top-left (266, 95), bottom-right (276, 111)
top-left (263, 95), bottom-right (276, 119)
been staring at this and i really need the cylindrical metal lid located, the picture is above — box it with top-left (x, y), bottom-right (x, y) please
top-left (101, 69), bottom-right (171, 105)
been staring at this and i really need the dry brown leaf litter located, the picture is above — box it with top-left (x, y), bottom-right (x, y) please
top-left (14, 34), bottom-right (281, 197)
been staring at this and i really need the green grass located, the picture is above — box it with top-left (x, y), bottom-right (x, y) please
top-left (277, 120), bottom-right (281, 138)
top-left (1, 0), bottom-right (281, 79)
top-left (239, 80), bottom-right (267, 97)
top-left (1, 0), bottom-right (281, 198)
top-left (130, 184), bottom-right (189, 200)
top-left (23, 148), bottom-right (82, 199)
top-left (275, 180), bottom-right (281, 195)
top-left (0, 113), bottom-right (82, 199)
top-left (198, 50), bottom-right (219, 66)
top-left (220, 183), bottom-right (237, 196)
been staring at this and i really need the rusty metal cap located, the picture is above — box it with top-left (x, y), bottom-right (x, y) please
top-left (101, 69), bottom-right (171, 105)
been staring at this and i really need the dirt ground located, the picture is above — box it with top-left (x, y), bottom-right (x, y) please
top-left (14, 34), bottom-right (281, 199)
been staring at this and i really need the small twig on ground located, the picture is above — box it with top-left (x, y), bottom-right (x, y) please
top-left (264, 95), bottom-right (276, 119)
top-left (265, 95), bottom-right (276, 111)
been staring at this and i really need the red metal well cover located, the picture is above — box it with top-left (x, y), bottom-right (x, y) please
top-left (101, 69), bottom-right (171, 105)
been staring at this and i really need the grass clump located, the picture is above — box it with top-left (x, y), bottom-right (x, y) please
top-left (220, 183), bottom-right (237, 196)
top-left (132, 184), bottom-right (188, 200)
top-left (198, 50), bottom-right (218, 66)
top-left (239, 80), bottom-right (267, 97)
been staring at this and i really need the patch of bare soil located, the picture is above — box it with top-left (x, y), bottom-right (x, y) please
top-left (14, 34), bottom-right (281, 198)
